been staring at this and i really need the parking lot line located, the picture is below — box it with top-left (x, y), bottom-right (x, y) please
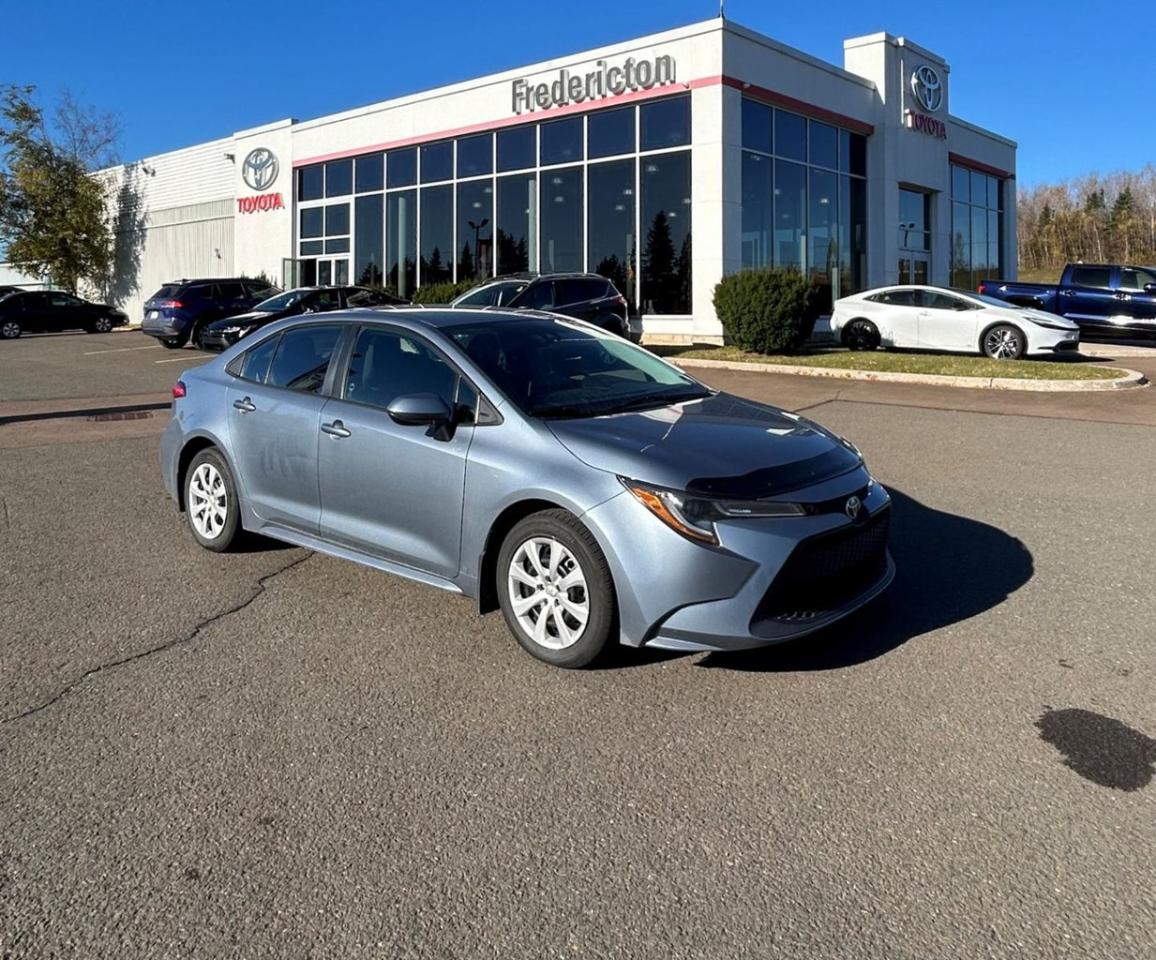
top-left (155, 356), bottom-right (209, 364)
top-left (83, 345), bottom-right (162, 356)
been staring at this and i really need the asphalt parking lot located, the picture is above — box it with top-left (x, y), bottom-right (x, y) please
top-left (1, 331), bottom-right (1154, 959)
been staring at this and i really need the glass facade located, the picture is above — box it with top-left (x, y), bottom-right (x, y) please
top-left (295, 94), bottom-right (691, 313)
top-left (740, 99), bottom-right (867, 309)
top-left (951, 164), bottom-right (1003, 289)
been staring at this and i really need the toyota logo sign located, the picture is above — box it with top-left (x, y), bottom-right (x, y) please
top-left (242, 148), bottom-right (279, 191)
top-left (910, 65), bottom-right (943, 113)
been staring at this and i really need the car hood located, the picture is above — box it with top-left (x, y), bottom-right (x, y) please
top-left (546, 391), bottom-right (862, 498)
top-left (209, 310), bottom-right (282, 330)
top-left (1013, 305), bottom-right (1080, 329)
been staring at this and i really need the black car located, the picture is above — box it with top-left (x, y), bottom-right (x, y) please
top-left (0, 290), bottom-right (128, 340)
top-left (199, 285), bottom-right (410, 351)
top-left (451, 273), bottom-right (636, 340)
top-left (140, 278), bottom-right (280, 349)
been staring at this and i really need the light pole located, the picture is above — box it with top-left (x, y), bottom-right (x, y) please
top-left (468, 218), bottom-right (489, 276)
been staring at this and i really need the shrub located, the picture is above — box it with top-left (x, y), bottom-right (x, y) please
top-left (712, 268), bottom-right (823, 354)
top-left (412, 279), bottom-right (477, 305)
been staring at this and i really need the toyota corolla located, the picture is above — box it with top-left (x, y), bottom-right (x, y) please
top-left (160, 309), bottom-right (893, 667)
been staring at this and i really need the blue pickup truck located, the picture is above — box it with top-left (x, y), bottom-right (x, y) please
top-left (979, 263), bottom-right (1156, 336)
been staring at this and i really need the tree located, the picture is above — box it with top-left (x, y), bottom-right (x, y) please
top-left (0, 85), bottom-right (120, 293)
top-left (642, 211), bottom-right (676, 313)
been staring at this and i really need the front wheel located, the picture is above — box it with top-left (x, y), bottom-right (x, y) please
top-left (842, 318), bottom-right (880, 351)
top-left (87, 315), bottom-right (115, 334)
top-left (184, 448), bottom-right (242, 552)
top-left (982, 324), bottom-right (1026, 360)
top-left (1, 319), bottom-right (22, 340)
top-left (497, 509), bottom-right (617, 668)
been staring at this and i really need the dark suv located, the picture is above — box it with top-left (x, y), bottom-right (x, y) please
top-left (452, 274), bottom-right (636, 340)
top-left (141, 278), bottom-right (279, 349)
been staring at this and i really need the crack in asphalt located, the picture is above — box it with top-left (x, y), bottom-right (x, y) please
top-left (0, 552), bottom-right (312, 728)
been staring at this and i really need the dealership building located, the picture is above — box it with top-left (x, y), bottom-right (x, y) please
top-left (103, 16), bottom-right (1017, 341)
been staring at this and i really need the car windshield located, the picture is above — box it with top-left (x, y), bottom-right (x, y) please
top-left (447, 318), bottom-right (710, 418)
top-left (253, 289), bottom-right (311, 312)
top-left (960, 291), bottom-right (1015, 309)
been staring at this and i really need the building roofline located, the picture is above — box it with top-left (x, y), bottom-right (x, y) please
top-left (949, 114), bottom-right (1018, 149)
top-left (843, 32), bottom-right (948, 68)
top-left (723, 19), bottom-right (876, 91)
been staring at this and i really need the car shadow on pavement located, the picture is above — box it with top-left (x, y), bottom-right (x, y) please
top-left (692, 487), bottom-right (1035, 673)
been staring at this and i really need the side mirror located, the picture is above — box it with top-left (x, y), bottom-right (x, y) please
top-left (386, 393), bottom-right (452, 427)
top-left (1144, 283), bottom-right (1156, 294)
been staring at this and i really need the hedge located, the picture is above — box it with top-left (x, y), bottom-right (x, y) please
top-left (712, 268), bottom-right (823, 354)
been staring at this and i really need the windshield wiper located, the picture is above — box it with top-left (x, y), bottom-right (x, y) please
top-left (599, 389), bottom-right (711, 414)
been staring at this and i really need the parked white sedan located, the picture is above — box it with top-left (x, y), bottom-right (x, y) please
top-left (830, 285), bottom-right (1081, 359)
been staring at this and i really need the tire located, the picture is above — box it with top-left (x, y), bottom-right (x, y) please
top-left (87, 315), bottom-right (115, 334)
top-left (191, 321), bottom-right (211, 350)
top-left (496, 509), bottom-right (617, 668)
top-left (982, 324), bottom-right (1026, 360)
top-left (597, 314), bottom-right (627, 338)
top-left (1, 319), bottom-right (22, 340)
top-left (184, 448), bottom-right (242, 552)
top-left (842, 318), bottom-right (880, 351)
top-left (160, 332), bottom-right (189, 349)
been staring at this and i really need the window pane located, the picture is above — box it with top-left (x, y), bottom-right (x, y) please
top-left (354, 194), bottom-right (383, 286)
top-left (420, 141), bottom-right (453, 183)
top-left (267, 325), bottom-right (341, 394)
top-left (497, 125), bottom-right (536, 172)
top-left (496, 173), bottom-right (536, 274)
top-left (899, 189), bottom-right (926, 235)
top-left (420, 185), bottom-right (453, 284)
top-left (588, 106), bottom-right (635, 159)
top-left (540, 166), bottom-right (583, 272)
top-left (641, 151), bottom-right (691, 314)
top-left (970, 170), bottom-right (987, 209)
top-left (354, 153), bottom-right (383, 193)
top-left (988, 176), bottom-right (1000, 210)
top-left (456, 133), bottom-right (493, 178)
top-left (741, 151), bottom-right (773, 269)
top-left (299, 240), bottom-right (323, 256)
top-left (809, 121), bottom-right (838, 169)
top-left (387, 190), bottom-right (417, 298)
top-left (344, 328), bottom-right (459, 410)
top-left (298, 165), bottom-right (323, 202)
top-left (773, 160), bottom-right (806, 271)
top-left (240, 334), bottom-right (279, 383)
top-left (742, 99), bottom-right (772, 154)
top-left (951, 201), bottom-right (971, 286)
top-left (640, 96), bottom-right (690, 151)
top-left (971, 204), bottom-right (987, 279)
top-left (387, 147), bottom-right (416, 188)
top-left (457, 179), bottom-right (493, 280)
top-left (847, 133), bottom-right (867, 177)
top-left (325, 158), bottom-right (353, 197)
top-left (325, 238), bottom-right (350, 254)
top-left (300, 207), bottom-right (323, 239)
top-left (588, 158), bottom-right (636, 303)
top-left (952, 165), bottom-right (970, 201)
top-left (809, 168), bottom-right (836, 310)
top-left (1070, 266), bottom-right (1111, 287)
top-left (540, 117), bottom-right (583, 166)
top-left (849, 176), bottom-right (866, 293)
top-left (325, 203), bottom-right (350, 236)
top-left (774, 111), bottom-right (806, 162)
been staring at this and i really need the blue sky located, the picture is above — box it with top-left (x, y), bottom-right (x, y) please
top-left (2, 0), bottom-right (1147, 186)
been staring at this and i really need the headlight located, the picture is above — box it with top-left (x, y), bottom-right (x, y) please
top-left (621, 478), bottom-right (805, 546)
top-left (1022, 314), bottom-right (1071, 331)
top-left (219, 326), bottom-right (242, 335)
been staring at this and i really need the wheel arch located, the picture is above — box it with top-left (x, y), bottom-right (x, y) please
top-left (477, 497), bottom-right (573, 614)
top-left (175, 433), bottom-right (237, 513)
top-left (841, 316), bottom-right (879, 346)
top-left (979, 320), bottom-right (1026, 356)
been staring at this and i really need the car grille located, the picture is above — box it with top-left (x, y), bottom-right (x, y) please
top-left (753, 507), bottom-right (890, 624)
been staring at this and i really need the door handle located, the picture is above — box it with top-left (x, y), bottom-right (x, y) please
top-left (321, 419), bottom-right (351, 439)
top-left (1060, 289), bottom-right (1076, 297)
top-left (232, 396), bottom-right (255, 413)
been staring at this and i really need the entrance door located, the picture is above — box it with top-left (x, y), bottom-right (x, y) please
top-left (898, 254), bottom-right (930, 286)
top-left (317, 258), bottom-right (350, 287)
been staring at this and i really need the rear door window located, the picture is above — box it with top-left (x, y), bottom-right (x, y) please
top-left (518, 281), bottom-right (555, 310)
top-left (1120, 267), bottom-right (1156, 291)
top-left (869, 290), bottom-right (916, 306)
top-left (555, 279), bottom-right (606, 305)
top-left (343, 326), bottom-right (460, 410)
top-left (151, 285), bottom-right (182, 300)
top-left (216, 281), bottom-right (246, 300)
top-left (185, 284), bottom-right (214, 301)
top-left (266, 325), bottom-right (342, 394)
top-left (236, 334), bottom-right (281, 384)
top-left (1069, 267), bottom-right (1112, 288)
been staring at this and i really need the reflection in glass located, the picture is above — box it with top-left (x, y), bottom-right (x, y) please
top-left (741, 151), bottom-right (772, 269)
top-left (387, 147), bottom-right (417, 188)
top-left (742, 99), bottom-right (772, 154)
top-left (774, 160), bottom-right (806, 271)
top-left (540, 166), bottom-right (582, 272)
top-left (421, 141), bottom-right (453, 183)
top-left (774, 111), bottom-right (806, 162)
top-left (809, 122), bottom-right (838, 170)
top-left (355, 154), bottom-right (383, 193)
top-left (420, 185), bottom-right (453, 284)
top-left (325, 203), bottom-right (350, 236)
top-left (588, 106), bottom-right (635, 159)
top-left (387, 190), bottom-right (416, 297)
top-left (951, 200), bottom-right (970, 287)
top-left (640, 96), bottom-right (690, 151)
top-left (457, 133), bottom-right (493, 178)
top-left (457, 179), bottom-right (493, 280)
top-left (497, 174), bottom-right (536, 274)
top-left (497, 125), bottom-right (536, 172)
top-left (298, 165), bottom-right (323, 202)
top-left (641, 152), bottom-right (691, 314)
top-left (325, 159), bottom-right (353, 197)
top-left (540, 117), bottom-right (583, 166)
top-left (300, 207), bottom-right (323, 239)
top-left (809, 168), bottom-right (836, 309)
top-left (354, 194), bottom-right (383, 286)
top-left (588, 159), bottom-right (636, 305)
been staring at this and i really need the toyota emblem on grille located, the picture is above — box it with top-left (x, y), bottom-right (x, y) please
top-left (844, 495), bottom-right (863, 520)
top-left (242, 148), bottom-right (279, 192)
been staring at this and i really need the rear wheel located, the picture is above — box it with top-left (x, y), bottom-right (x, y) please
top-left (982, 324), bottom-right (1026, 360)
top-left (497, 509), bottom-right (616, 668)
top-left (184, 448), bottom-right (242, 552)
top-left (1, 319), bottom-right (22, 340)
top-left (843, 318), bottom-right (880, 351)
top-left (87, 315), bottom-right (115, 334)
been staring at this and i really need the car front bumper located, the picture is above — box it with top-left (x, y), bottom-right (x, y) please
top-left (200, 329), bottom-right (239, 351)
top-left (583, 469), bottom-right (893, 653)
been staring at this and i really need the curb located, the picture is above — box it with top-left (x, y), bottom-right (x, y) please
top-left (671, 357), bottom-right (1149, 392)
top-left (0, 393), bottom-right (172, 426)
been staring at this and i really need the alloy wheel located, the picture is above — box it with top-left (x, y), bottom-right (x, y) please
top-left (985, 327), bottom-right (1022, 359)
top-left (188, 462), bottom-right (228, 540)
top-left (506, 537), bottom-right (590, 650)
top-left (94, 316), bottom-right (113, 332)
top-left (1, 321), bottom-right (20, 339)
